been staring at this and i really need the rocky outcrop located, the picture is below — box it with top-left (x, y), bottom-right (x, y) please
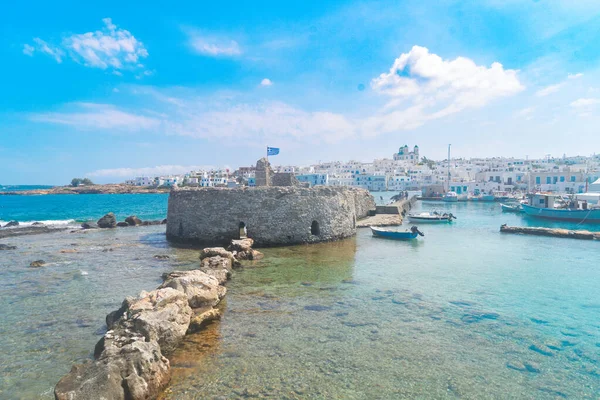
top-left (3, 220), bottom-right (19, 228)
top-left (97, 213), bottom-right (117, 228)
top-left (30, 260), bottom-right (45, 268)
top-left (125, 215), bottom-right (143, 226)
top-left (0, 244), bottom-right (16, 250)
top-left (55, 238), bottom-right (263, 400)
top-left (116, 222), bottom-right (129, 227)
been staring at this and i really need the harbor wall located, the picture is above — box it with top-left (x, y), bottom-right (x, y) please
top-left (166, 186), bottom-right (376, 246)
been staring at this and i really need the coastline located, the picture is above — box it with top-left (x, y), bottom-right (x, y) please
top-left (0, 184), bottom-right (171, 196)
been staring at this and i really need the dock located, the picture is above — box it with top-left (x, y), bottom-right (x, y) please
top-left (500, 225), bottom-right (600, 240)
top-left (357, 196), bottom-right (417, 228)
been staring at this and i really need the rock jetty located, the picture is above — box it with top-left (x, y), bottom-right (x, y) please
top-left (500, 225), bottom-right (600, 240)
top-left (54, 239), bottom-right (260, 400)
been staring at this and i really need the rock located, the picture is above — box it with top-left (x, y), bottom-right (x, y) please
top-left (127, 288), bottom-right (192, 354)
top-left (29, 260), bottom-right (45, 268)
top-left (161, 218), bottom-right (167, 224)
top-left (3, 220), bottom-right (19, 228)
top-left (0, 244), bottom-right (17, 250)
top-left (32, 222), bottom-right (44, 226)
top-left (81, 222), bottom-right (97, 229)
top-left (159, 270), bottom-right (225, 308)
top-left (187, 308), bottom-right (222, 333)
top-left (461, 310), bottom-right (500, 323)
top-left (199, 247), bottom-right (234, 261)
top-left (116, 222), bottom-right (129, 227)
top-left (125, 215), bottom-right (142, 226)
top-left (200, 268), bottom-right (230, 285)
top-left (153, 254), bottom-right (170, 260)
top-left (201, 255), bottom-right (233, 271)
top-left (530, 343), bottom-right (554, 356)
top-left (60, 249), bottom-right (78, 253)
top-left (54, 339), bottom-right (170, 400)
top-left (235, 249), bottom-right (264, 261)
top-left (97, 213), bottom-right (117, 228)
top-left (304, 305), bottom-right (332, 312)
top-left (228, 238), bottom-right (254, 252)
top-left (141, 220), bottom-right (162, 226)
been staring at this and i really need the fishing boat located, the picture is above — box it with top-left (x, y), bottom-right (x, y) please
top-left (443, 191), bottom-right (458, 202)
top-left (500, 203), bottom-right (522, 213)
top-left (370, 226), bottom-right (424, 240)
top-left (408, 211), bottom-right (456, 223)
top-left (521, 194), bottom-right (600, 223)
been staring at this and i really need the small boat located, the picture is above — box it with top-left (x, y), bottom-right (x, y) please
top-left (443, 192), bottom-right (458, 202)
top-left (408, 211), bottom-right (456, 223)
top-left (370, 226), bottom-right (424, 240)
top-left (500, 203), bottom-right (522, 213)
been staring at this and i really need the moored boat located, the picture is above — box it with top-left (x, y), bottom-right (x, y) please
top-left (521, 194), bottom-right (600, 223)
top-left (443, 192), bottom-right (458, 202)
top-left (500, 203), bottom-right (522, 213)
top-left (408, 211), bottom-right (456, 223)
top-left (370, 226), bottom-right (424, 240)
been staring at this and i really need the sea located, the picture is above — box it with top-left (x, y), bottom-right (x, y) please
top-left (0, 192), bottom-right (599, 399)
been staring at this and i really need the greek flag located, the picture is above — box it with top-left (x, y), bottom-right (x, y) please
top-left (267, 147), bottom-right (280, 156)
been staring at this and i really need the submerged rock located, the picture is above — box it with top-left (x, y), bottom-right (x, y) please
top-left (304, 305), bottom-right (332, 312)
top-left (125, 215), bottom-right (142, 226)
top-left (0, 243), bottom-right (17, 250)
top-left (32, 221), bottom-right (44, 226)
top-left (81, 222), bottom-right (97, 229)
top-left (3, 220), bottom-right (19, 228)
top-left (29, 260), bottom-right (45, 268)
top-left (506, 361), bottom-right (527, 371)
top-left (116, 222), bottom-right (129, 227)
top-left (188, 308), bottom-right (222, 333)
top-left (530, 343), bottom-right (554, 356)
top-left (461, 310), bottom-right (499, 324)
top-left (97, 213), bottom-right (117, 228)
top-left (153, 254), bottom-right (170, 260)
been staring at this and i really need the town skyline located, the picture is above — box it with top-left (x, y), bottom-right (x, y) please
top-left (3, 0), bottom-right (600, 184)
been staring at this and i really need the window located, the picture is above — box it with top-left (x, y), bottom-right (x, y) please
top-left (311, 221), bottom-right (320, 236)
top-left (546, 177), bottom-right (551, 184)
top-left (536, 177), bottom-right (541, 184)
top-left (560, 176), bottom-right (565, 182)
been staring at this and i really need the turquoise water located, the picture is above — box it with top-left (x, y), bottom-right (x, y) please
top-left (0, 193), bottom-right (168, 224)
top-left (0, 185), bottom-right (54, 192)
top-left (1, 200), bottom-right (599, 398)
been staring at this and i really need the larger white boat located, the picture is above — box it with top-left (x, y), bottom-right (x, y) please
top-left (408, 211), bottom-right (456, 223)
top-left (521, 194), bottom-right (600, 223)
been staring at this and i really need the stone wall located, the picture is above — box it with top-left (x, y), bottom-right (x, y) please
top-left (271, 173), bottom-right (300, 187)
top-left (166, 186), bottom-right (375, 246)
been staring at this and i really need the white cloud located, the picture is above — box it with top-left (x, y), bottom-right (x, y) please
top-left (87, 165), bottom-right (216, 178)
top-left (25, 38), bottom-right (65, 63)
top-left (515, 107), bottom-right (535, 119)
top-left (370, 45), bottom-right (524, 133)
top-left (570, 98), bottom-right (600, 108)
top-left (535, 83), bottom-right (563, 97)
top-left (568, 73), bottom-right (583, 79)
top-left (24, 19), bottom-right (148, 73)
top-left (22, 44), bottom-right (35, 56)
top-left (261, 78), bottom-right (273, 86)
top-left (30, 103), bottom-right (161, 131)
top-left (184, 28), bottom-right (242, 57)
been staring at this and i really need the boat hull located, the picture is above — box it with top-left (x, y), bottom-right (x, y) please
top-left (370, 227), bottom-right (419, 240)
top-left (521, 204), bottom-right (600, 223)
top-left (500, 203), bottom-right (522, 213)
top-left (408, 216), bottom-right (452, 223)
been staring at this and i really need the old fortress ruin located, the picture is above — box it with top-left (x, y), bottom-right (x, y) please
top-left (166, 158), bottom-right (376, 246)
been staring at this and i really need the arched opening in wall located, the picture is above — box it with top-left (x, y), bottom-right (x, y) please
top-left (239, 222), bottom-right (247, 239)
top-left (311, 220), bottom-right (320, 236)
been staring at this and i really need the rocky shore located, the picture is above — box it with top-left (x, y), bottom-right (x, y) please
top-left (54, 238), bottom-right (263, 400)
top-left (0, 184), bottom-right (171, 196)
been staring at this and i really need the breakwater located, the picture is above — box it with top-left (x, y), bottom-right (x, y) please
top-left (357, 196), bottom-right (417, 227)
top-left (500, 225), bottom-right (600, 240)
top-left (54, 238), bottom-right (262, 400)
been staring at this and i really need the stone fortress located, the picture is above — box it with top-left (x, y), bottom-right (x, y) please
top-left (166, 158), bottom-right (376, 246)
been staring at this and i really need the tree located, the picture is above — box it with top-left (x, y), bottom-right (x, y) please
top-left (81, 178), bottom-right (94, 185)
top-left (71, 178), bottom-right (82, 187)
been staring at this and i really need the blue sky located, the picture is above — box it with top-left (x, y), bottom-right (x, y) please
top-left (2, 0), bottom-right (600, 184)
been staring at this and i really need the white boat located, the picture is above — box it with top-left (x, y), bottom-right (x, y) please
top-left (408, 211), bottom-right (456, 223)
top-left (500, 203), bottom-right (522, 213)
top-left (522, 194), bottom-right (600, 223)
top-left (443, 192), bottom-right (458, 202)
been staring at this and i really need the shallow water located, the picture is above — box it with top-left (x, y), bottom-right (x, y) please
top-left (1, 201), bottom-right (599, 399)
top-left (164, 201), bottom-right (600, 399)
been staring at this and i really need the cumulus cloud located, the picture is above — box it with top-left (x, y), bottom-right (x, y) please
top-left (184, 28), bottom-right (241, 57)
top-left (370, 45), bottom-right (523, 132)
top-left (30, 103), bottom-right (161, 131)
top-left (261, 78), bottom-right (273, 86)
top-left (87, 165), bottom-right (216, 178)
top-left (570, 98), bottom-right (600, 108)
top-left (23, 18), bottom-right (148, 73)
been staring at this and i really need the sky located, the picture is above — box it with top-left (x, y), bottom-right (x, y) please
top-left (2, 0), bottom-right (600, 184)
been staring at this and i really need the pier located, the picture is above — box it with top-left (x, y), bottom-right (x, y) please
top-left (500, 225), bottom-right (600, 240)
top-left (357, 196), bottom-right (417, 227)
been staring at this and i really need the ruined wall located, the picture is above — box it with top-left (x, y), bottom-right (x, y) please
top-left (271, 173), bottom-right (300, 187)
top-left (166, 186), bottom-right (375, 246)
